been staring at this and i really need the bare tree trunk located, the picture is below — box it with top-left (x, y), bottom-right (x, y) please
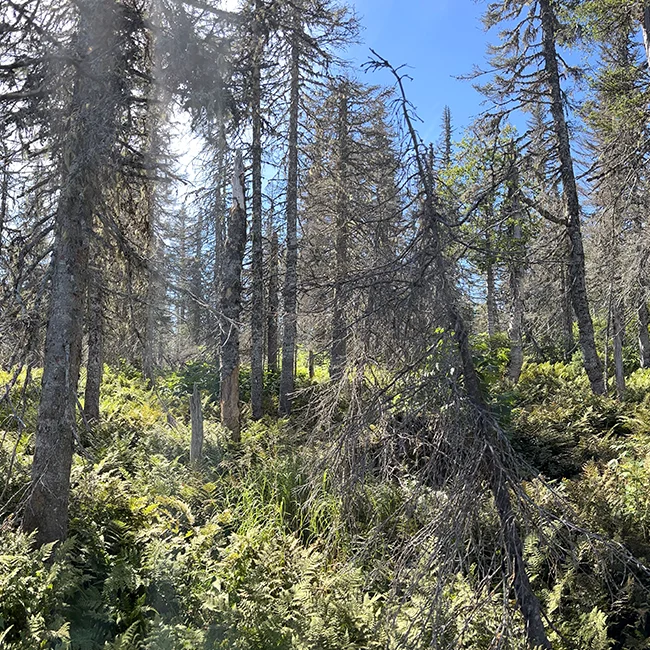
top-left (83, 263), bottom-right (104, 424)
top-left (143, 189), bottom-right (159, 385)
top-left (560, 258), bottom-right (574, 361)
top-left (220, 152), bottom-right (247, 441)
top-left (267, 229), bottom-right (279, 373)
top-left (612, 299), bottom-right (626, 400)
top-left (539, 0), bottom-right (605, 394)
top-left (0, 141), bottom-right (7, 254)
top-left (486, 256), bottom-right (498, 338)
top-left (190, 210), bottom-right (203, 345)
top-left (212, 121), bottom-right (227, 353)
top-left (330, 81), bottom-right (349, 381)
top-left (279, 16), bottom-right (300, 416)
top-left (250, 0), bottom-right (264, 419)
top-left (190, 383), bottom-right (203, 464)
top-left (507, 228), bottom-right (525, 382)
top-left (638, 298), bottom-right (650, 368)
top-left (23, 0), bottom-right (120, 546)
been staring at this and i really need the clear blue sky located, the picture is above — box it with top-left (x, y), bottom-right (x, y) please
top-left (344, 0), bottom-right (492, 145)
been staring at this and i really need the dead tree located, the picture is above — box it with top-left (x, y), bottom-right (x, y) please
top-left (190, 383), bottom-right (204, 463)
top-left (368, 51), bottom-right (552, 650)
top-left (220, 152), bottom-right (247, 442)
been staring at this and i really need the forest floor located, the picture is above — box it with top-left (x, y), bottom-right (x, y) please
top-left (2, 350), bottom-right (650, 649)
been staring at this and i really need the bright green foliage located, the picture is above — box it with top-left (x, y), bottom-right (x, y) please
top-left (0, 368), bottom-right (384, 649)
top-left (0, 532), bottom-right (79, 649)
top-left (3, 361), bottom-right (650, 648)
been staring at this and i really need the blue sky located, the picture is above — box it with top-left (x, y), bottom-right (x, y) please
top-left (344, 0), bottom-right (493, 145)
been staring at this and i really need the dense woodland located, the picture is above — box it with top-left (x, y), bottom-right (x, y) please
top-left (2, 0), bottom-right (650, 648)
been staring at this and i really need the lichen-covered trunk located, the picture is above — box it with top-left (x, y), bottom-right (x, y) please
top-left (250, 2), bottom-right (264, 419)
top-left (539, 0), bottom-right (604, 395)
top-left (23, 0), bottom-right (120, 546)
top-left (220, 152), bottom-right (247, 441)
top-left (267, 230), bottom-right (279, 373)
top-left (638, 299), bottom-right (650, 369)
top-left (330, 82), bottom-right (349, 382)
top-left (83, 263), bottom-right (104, 424)
top-left (279, 18), bottom-right (300, 416)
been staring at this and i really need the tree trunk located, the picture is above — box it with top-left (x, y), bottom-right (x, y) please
top-left (279, 16), bottom-right (300, 416)
top-left (83, 263), bottom-right (104, 424)
top-left (23, 0), bottom-right (120, 546)
top-left (0, 141), bottom-right (7, 255)
top-left (143, 187), bottom-right (159, 385)
top-left (612, 299), bottom-right (626, 400)
top-left (267, 229), bottom-right (279, 373)
top-left (190, 210), bottom-right (203, 345)
top-left (638, 299), bottom-right (650, 369)
top-left (507, 225), bottom-right (525, 382)
top-left (330, 81), bottom-right (349, 381)
top-left (486, 256), bottom-right (498, 339)
top-left (560, 257), bottom-right (574, 361)
top-left (539, 0), bottom-right (605, 394)
top-left (250, 0), bottom-right (264, 420)
top-left (190, 383), bottom-right (203, 464)
top-left (212, 121), bottom-right (227, 353)
top-left (220, 152), bottom-right (247, 442)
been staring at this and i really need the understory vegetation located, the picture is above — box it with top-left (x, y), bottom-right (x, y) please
top-left (3, 350), bottom-right (650, 649)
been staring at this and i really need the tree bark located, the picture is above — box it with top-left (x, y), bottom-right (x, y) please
top-left (507, 180), bottom-right (525, 383)
top-left (330, 81), bottom-right (349, 381)
top-left (612, 299), bottom-right (626, 400)
top-left (267, 229), bottom-right (279, 373)
top-left (220, 152), bottom-right (247, 442)
top-left (279, 15), bottom-right (300, 416)
top-left (189, 210), bottom-right (203, 345)
top-left (486, 254), bottom-right (498, 339)
top-left (638, 299), bottom-right (650, 369)
top-left (212, 121), bottom-right (227, 353)
top-left (539, 0), bottom-right (605, 394)
top-left (250, 0), bottom-right (265, 419)
top-left (143, 188), bottom-right (159, 385)
top-left (0, 141), bottom-right (7, 255)
top-left (83, 263), bottom-right (104, 424)
top-left (23, 0), bottom-right (121, 546)
top-left (190, 383), bottom-right (203, 464)
top-left (560, 257), bottom-right (574, 361)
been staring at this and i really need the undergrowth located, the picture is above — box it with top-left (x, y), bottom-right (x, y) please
top-left (2, 359), bottom-right (650, 648)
